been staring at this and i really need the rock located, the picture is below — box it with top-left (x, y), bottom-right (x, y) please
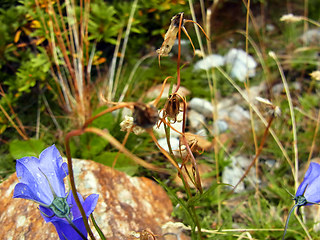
top-left (187, 110), bottom-right (205, 130)
top-left (153, 112), bottom-right (183, 138)
top-left (146, 84), bottom-right (190, 100)
top-left (266, 24), bottom-right (275, 32)
top-left (233, 82), bottom-right (267, 104)
top-left (0, 159), bottom-right (182, 240)
top-left (224, 48), bottom-right (257, 82)
top-left (112, 107), bottom-right (133, 120)
top-left (189, 98), bottom-right (214, 118)
top-left (215, 120), bottom-right (229, 133)
top-left (222, 155), bottom-right (259, 193)
top-left (272, 83), bottom-right (284, 95)
top-left (193, 54), bottom-right (225, 71)
top-left (195, 128), bottom-right (207, 138)
top-left (157, 137), bottom-right (181, 157)
top-left (216, 98), bottom-right (234, 112)
top-left (300, 29), bottom-right (320, 45)
top-left (228, 105), bottom-right (250, 122)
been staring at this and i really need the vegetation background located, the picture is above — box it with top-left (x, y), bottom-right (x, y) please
top-left (0, 0), bottom-right (320, 239)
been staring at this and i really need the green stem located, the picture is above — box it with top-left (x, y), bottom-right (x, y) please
top-left (90, 214), bottom-right (107, 240)
top-left (282, 205), bottom-right (297, 240)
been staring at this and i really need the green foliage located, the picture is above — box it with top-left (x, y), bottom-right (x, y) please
top-left (95, 152), bottom-right (139, 176)
top-left (1, 1), bottom-right (320, 239)
top-left (9, 138), bottom-right (46, 159)
top-left (7, 51), bottom-right (50, 95)
top-left (88, 2), bottom-right (120, 44)
top-left (0, 144), bottom-right (15, 180)
top-left (299, 93), bottom-right (319, 111)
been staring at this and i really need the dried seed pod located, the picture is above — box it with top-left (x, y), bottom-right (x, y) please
top-left (140, 230), bottom-right (156, 240)
top-left (129, 230), bottom-right (157, 240)
top-left (156, 12), bottom-right (184, 57)
top-left (163, 94), bottom-right (181, 122)
top-left (133, 103), bottom-right (159, 129)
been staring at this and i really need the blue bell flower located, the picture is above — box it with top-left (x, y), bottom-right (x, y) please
top-left (282, 162), bottom-right (320, 240)
top-left (13, 145), bottom-right (99, 240)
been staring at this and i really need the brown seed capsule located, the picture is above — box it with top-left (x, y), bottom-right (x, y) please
top-left (163, 94), bottom-right (181, 123)
top-left (140, 230), bottom-right (156, 240)
top-left (133, 103), bottom-right (159, 129)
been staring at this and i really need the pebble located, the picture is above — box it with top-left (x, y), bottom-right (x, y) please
top-left (224, 48), bottom-right (257, 82)
top-left (189, 97), bottom-right (214, 118)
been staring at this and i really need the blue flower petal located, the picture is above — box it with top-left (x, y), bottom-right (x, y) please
top-left (15, 158), bottom-right (53, 205)
top-left (67, 191), bottom-right (99, 219)
top-left (14, 145), bottom-right (69, 206)
top-left (39, 205), bottom-right (55, 222)
top-left (82, 194), bottom-right (99, 217)
top-left (303, 176), bottom-right (320, 204)
top-left (41, 191), bottom-right (98, 240)
top-left (13, 182), bottom-right (51, 205)
top-left (38, 145), bottom-right (67, 197)
top-left (296, 162), bottom-right (320, 204)
top-left (68, 191), bottom-right (84, 219)
top-left (51, 218), bottom-right (87, 240)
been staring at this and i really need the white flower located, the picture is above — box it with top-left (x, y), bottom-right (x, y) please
top-left (280, 13), bottom-right (303, 23)
top-left (120, 115), bottom-right (145, 135)
top-left (310, 70), bottom-right (320, 81)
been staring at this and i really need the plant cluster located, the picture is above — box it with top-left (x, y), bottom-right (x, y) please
top-left (1, 0), bottom-right (320, 240)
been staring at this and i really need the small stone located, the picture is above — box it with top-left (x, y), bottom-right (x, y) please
top-left (189, 98), bottom-right (214, 118)
top-left (112, 107), bottom-right (132, 120)
top-left (193, 54), bottom-right (225, 71)
top-left (153, 113), bottom-right (183, 138)
top-left (222, 155), bottom-right (259, 193)
top-left (157, 137), bottom-right (182, 157)
top-left (146, 84), bottom-right (190, 100)
top-left (272, 83), bottom-right (284, 95)
top-left (300, 29), bottom-right (320, 45)
top-left (228, 105), bottom-right (250, 122)
top-left (224, 48), bottom-right (257, 82)
top-left (216, 120), bottom-right (228, 133)
top-left (188, 110), bottom-right (205, 130)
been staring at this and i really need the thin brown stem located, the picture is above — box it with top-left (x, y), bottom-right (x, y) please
top-left (65, 129), bottom-right (96, 240)
top-left (83, 102), bottom-right (133, 128)
top-left (173, 13), bottom-right (184, 94)
top-left (85, 127), bottom-right (169, 174)
top-left (112, 128), bottom-right (131, 168)
top-left (230, 116), bottom-right (274, 194)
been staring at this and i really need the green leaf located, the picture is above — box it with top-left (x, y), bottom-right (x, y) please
top-left (91, 107), bottom-right (115, 129)
top-left (9, 139), bottom-right (46, 159)
top-left (94, 152), bottom-right (138, 176)
top-left (187, 183), bottom-right (227, 207)
top-left (80, 133), bottom-right (109, 159)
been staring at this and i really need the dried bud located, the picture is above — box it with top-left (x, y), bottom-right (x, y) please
top-left (164, 94), bottom-right (181, 122)
top-left (156, 12), bottom-right (184, 57)
top-left (133, 103), bottom-right (159, 129)
top-left (256, 96), bottom-right (281, 118)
